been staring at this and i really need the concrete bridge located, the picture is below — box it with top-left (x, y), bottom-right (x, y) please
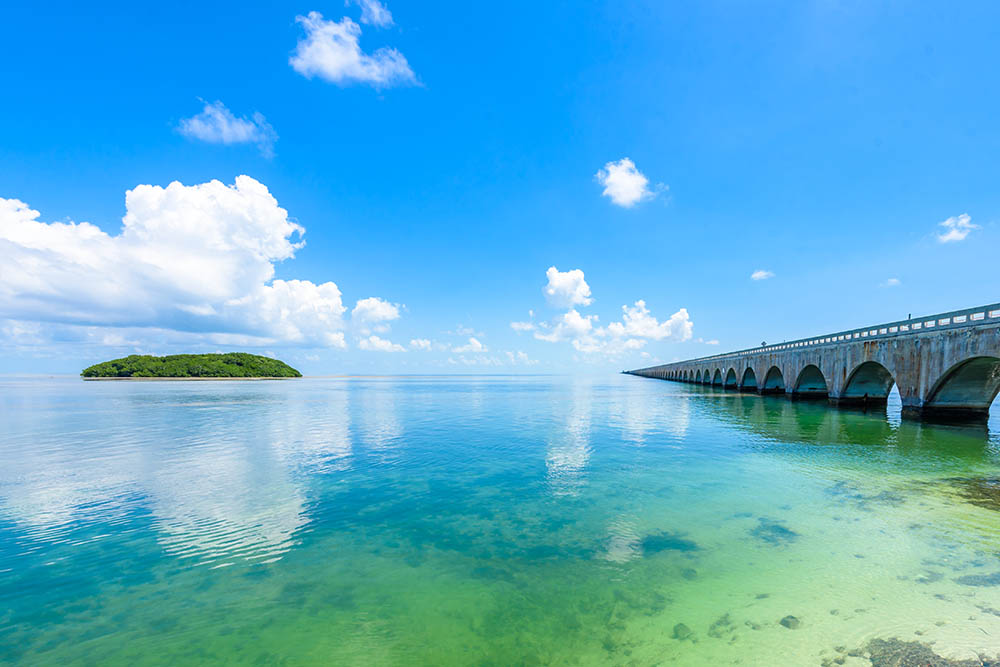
top-left (627, 302), bottom-right (1000, 422)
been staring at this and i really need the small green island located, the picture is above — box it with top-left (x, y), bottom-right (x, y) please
top-left (81, 353), bottom-right (302, 379)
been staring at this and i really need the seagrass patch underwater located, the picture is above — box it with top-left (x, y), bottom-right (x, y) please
top-left (1, 375), bottom-right (999, 665)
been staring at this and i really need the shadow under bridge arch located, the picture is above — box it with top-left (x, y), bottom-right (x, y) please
top-left (840, 361), bottom-right (896, 406)
top-left (793, 364), bottom-right (829, 399)
top-left (761, 366), bottom-right (785, 394)
top-left (922, 356), bottom-right (1000, 422)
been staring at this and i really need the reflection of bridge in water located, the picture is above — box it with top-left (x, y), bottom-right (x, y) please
top-left (687, 385), bottom-right (996, 452)
top-left (627, 303), bottom-right (1000, 422)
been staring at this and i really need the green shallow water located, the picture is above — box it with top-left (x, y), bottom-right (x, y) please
top-left (1, 375), bottom-right (1000, 665)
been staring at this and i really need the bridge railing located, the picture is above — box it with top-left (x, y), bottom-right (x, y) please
top-left (639, 301), bottom-right (1000, 370)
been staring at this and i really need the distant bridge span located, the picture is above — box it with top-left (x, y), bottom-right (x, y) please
top-left (626, 303), bottom-right (1000, 422)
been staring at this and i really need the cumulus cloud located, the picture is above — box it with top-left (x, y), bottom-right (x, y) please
top-left (178, 101), bottom-right (277, 157)
top-left (606, 301), bottom-right (693, 341)
top-left (937, 213), bottom-right (978, 243)
top-left (290, 11), bottom-right (415, 88)
top-left (0, 176), bottom-right (388, 348)
top-left (350, 0), bottom-right (393, 26)
top-left (448, 348), bottom-right (536, 367)
top-left (409, 338), bottom-right (431, 350)
top-left (595, 158), bottom-right (662, 208)
top-left (506, 350), bottom-right (536, 365)
top-left (357, 334), bottom-right (404, 352)
top-left (881, 277), bottom-right (901, 288)
top-left (751, 269), bottom-right (774, 281)
top-left (449, 325), bottom-right (483, 337)
top-left (534, 309), bottom-right (596, 344)
top-left (544, 266), bottom-right (592, 308)
top-left (580, 336), bottom-right (646, 355)
top-left (453, 337), bottom-right (486, 353)
top-left (352, 297), bottom-right (401, 326)
top-left (526, 266), bottom-right (693, 357)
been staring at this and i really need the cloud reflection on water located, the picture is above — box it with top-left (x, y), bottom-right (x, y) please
top-left (545, 380), bottom-right (594, 496)
top-left (0, 380), bottom-right (360, 566)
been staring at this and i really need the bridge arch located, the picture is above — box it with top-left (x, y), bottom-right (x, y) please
top-left (724, 368), bottom-right (738, 389)
top-left (704, 369), bottom-right (713, 384)
top-left (794, 364), bottom-right (829, 398)
top-left (923, 356), bottom-right (1000, 419)
top-left (712, 369), bottom-right (723, 386)
top-left (842, 361), bottom-right (895, 404)
top-left (761, 366), bottom-right (785, 394)
top-left (694, 370), bottom-right (701, 383)
top-left (740, 367), bottom-right (758, 391)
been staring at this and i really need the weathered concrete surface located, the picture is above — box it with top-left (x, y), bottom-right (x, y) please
top-left (627, 303), bottom-right (1000, 422)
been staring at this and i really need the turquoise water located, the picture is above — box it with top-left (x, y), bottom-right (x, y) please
top-left (2, 375), bottom-right (1000, 665)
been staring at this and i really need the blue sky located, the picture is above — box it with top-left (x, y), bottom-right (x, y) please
top-left (1, 0), bottom-right (998, 374)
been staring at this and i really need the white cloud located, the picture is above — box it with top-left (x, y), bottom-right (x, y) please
top-left (696, 337), bottom-right (720, 345)
top-left (570, 334), bottom-right (646, 355)
top-left (544, 266), bottom-right (592, 308)
top-left (352, 296), bottom-right (401, 323)
top-left (449, 355), bottom-right (498, 366)
top-left (534, 309), bottom-right (596, 343)
top-left (449, 349), bottom-right (537, 367)
top-left (510, 350), bottom-right (536, 365)
top-left (350, 0), bottom-right (393, 26)
top-left (0, 319), bottom-right (333, 355)
top-left (357, 334), bottom-right (404, 352)
top-left (0, 176), bottom-right (383, 348)
top-left (751, 269), bottom-right (774, 281)
top-left (409, 338), bottom-right (431, 350)
top-left (290, 12), bottom-right (415, 88)
top-left (605, 301), bottom-right (693, 341)
top-left (178, 101), bottom-right (277, 157)
top-left (595, 158), bottom-right (662, 208)
top-left (937, 213), bottom-right (978, 243)
top-left (232, 279), bottom-right (348, 347)
top-left (527, 266), bottom-right (693, 358)
top-left (452, 337), bottom-right (485, 353)
top-left (450, 325), bottom-right (481, 336)
top-left (881, 277), bottom-right (901, 288)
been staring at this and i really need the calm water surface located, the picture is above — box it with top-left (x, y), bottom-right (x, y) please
top-left (2, 375), bottom-right (1000, 665)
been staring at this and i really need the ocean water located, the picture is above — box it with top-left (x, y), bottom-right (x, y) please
top-left (1, 375), bottom-right (1000, 665)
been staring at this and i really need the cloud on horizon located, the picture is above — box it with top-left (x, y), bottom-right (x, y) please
top-left (527, 267), bottom-right (692, 357)
top-left (0, 176), bottom-right (400, 350)
top-left (358, 334), bottom-right (405, 351)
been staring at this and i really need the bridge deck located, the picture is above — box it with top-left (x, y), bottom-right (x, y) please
top-left (627, 302), bottom-right (1000, 422)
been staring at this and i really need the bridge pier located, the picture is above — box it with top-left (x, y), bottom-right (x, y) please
top-left (626, 304), bottom-right (1000, 424)
top-left (829, 396), bottom-right (889, 409)
top-left (903, 405), bottom-right (990, 423)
